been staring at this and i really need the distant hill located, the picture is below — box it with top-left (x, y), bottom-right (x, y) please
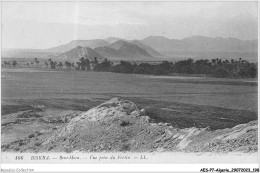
top-left (141, 36), bottom-right (257, 61)
top-left (94, 46), bottom-right (121, 58)
top-left (56, 46), bottom-right (105, 61)
top-left (109, 40), bottom-right (153, 58)
top-left (1, 49), bottom-right (59, 58)
top-left (2, 35), bottom-right (257, 62)
top-left (181, 36), bottom-right (257, 53)
top-left (105, 37), bottom-right (163, 58)
top-left (130, 40), bottom-right (163, 57)
top-left (46, 39), bottom-right (109, 53)
top-left (142, 35), bottom-right (257, 53)
top-left (105, 37), bottom-right (122, 44)
top-left (94, 40), bottom-right (157, 60)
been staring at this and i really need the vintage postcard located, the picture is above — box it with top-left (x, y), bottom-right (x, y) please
top-left (0, 1), bottom-right (259, 172)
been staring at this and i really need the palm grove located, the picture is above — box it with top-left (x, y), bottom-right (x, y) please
top-left (2, 57), bottom-right (257, 78)
top-left (91, 57), bottom-right (257, 78)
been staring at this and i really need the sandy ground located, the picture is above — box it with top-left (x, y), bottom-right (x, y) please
top-left (1, 98), bottom-right (258, 159)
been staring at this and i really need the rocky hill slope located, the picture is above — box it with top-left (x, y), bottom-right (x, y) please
top-left (2, 98), bottom-right (257, 153)
top-left (46, 39), bottom-right (109, 53)
top-left (94, 40), bottom-right (157, 61)
top-left (55, 46), bottom-right (105, 61)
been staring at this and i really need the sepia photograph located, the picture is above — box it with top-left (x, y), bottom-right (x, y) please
top-left (0, 0), bottom-right (259, 172)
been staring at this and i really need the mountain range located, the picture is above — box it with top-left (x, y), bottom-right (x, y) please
top-left (53, 39), bottom-right (160, 61)
top-left (142, 35), bottom-right (257, 53)
top-left (2, 35), bottom-right (258, 62)
top-left (46, 39), bottom-right (109, 53)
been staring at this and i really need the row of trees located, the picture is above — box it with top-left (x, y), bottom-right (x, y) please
top-left (2, 60), bottom-right (18, 67)
top-left (2, 57), bottom-right (100, 71)
top-left (94, 58), bottom-right (257, 78)
top-left (2, 57), bottom-right (257, 78)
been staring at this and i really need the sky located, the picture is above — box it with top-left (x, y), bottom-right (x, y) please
top-left (1, 1), bottom-right (258, 49)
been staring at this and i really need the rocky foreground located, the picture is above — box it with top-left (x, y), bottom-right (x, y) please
top-left (1, 98), bottom-right (258, 153)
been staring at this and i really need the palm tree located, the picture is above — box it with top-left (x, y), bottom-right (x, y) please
top-left (3, 61), bottom-right (10, 67)
top-left (217, 59), bottom-right (222, 65)
top-left (58, 62), bottom-right (63, 69)
top-left (80, 57), bottom-right (85, 63)
top-left (239, 58), bottom-right (242, 65)
top-left (76, 62), bottom-right (81, 70)
top-left (85, 59), bottom-right (90, 71)
top-left (12, 60), bottom-right (17, 68)
top-left (79, 57), bottom-right (86, 70)
top-left (211, 59), bottom-right (216, 66)
top-left (225, 60), bottom-right (229, 64)
top-left (50, 61), bottom-right (54, 69)
top-left (35, 58), bottom-right (39, 68)
top-left (65, 61), bottom-right (72, 70)
top-left (44, 62), bottom-right (48, 69)
top-left (93, 57), bottom-right (98, 66)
